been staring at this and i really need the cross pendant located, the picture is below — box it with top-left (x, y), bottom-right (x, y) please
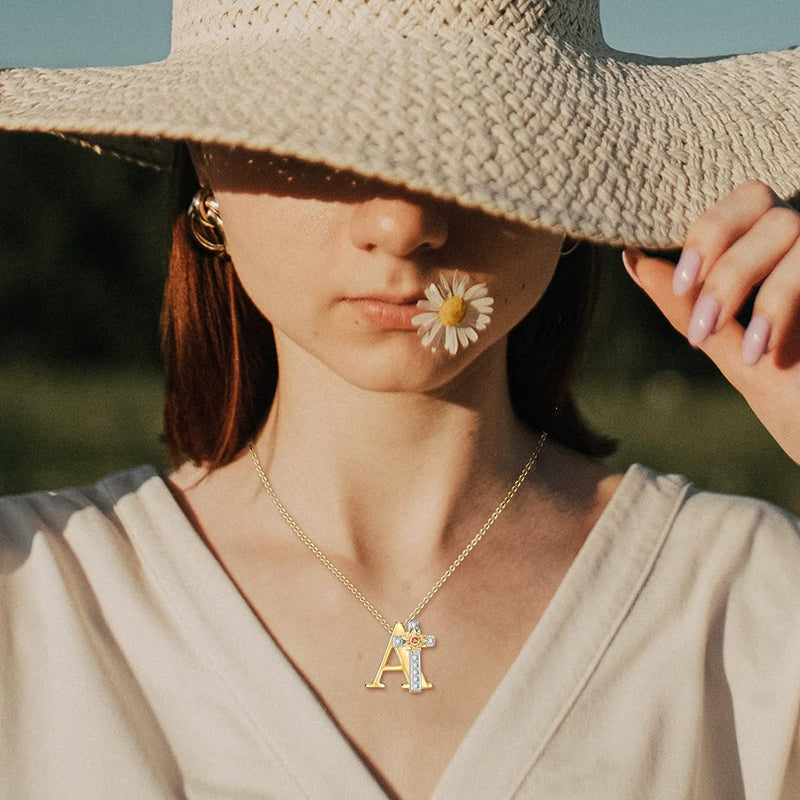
top-left (394, 620), bottom-right (436, 692)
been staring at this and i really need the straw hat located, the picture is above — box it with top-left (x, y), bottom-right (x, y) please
top-left (1, 0), bottom-right (798, 248)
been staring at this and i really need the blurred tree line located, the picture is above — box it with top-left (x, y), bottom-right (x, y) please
top-left (0, 132), bottom-right (169, 366)
top-left (0, 131), bottom-right (797, 510)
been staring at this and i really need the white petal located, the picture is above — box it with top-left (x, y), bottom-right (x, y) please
top-left (438, 273), bottom-right (453, 298)
top-left (412, 311), bottom-right (439, 327)
top-left (475, 314), bottom-right (492, 329)
top-left (463, 307), bottom-right (481, 327)
top-left (471, 298), bottom-right (494, 313)
top-left (416, 299), bottom-right (438, 312)
top-left (426, 325), bottom-right (446, 351)
top-left (444, 325), bottom-right (458, 355)
top-left (421, 320), bottom-right (442, 347)
top-left (457, 328), bottom-right (470, 348)
top-left (425, 283), bottom-right (444, 305)
top-left (453, 273), bottom-right (468, 297)
top-left (465, 326), bottom-right (479, 342)
top-left (464, 283), bottom-right (488, 301)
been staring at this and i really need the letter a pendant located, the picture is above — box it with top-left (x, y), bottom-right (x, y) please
top-left (365, 620), bottom-right (435, 692)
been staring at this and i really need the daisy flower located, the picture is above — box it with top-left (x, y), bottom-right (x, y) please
top-left (412, 272), bottom-right (494, 355)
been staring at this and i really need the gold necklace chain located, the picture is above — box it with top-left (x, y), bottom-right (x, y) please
top-left (248, 430), bottom-right (547, 634)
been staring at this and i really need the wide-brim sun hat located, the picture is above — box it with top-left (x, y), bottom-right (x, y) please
top-left (1, 0), bottom-right (799, 249)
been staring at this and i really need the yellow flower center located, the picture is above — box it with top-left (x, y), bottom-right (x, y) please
top-left (438, 296), bottom-right (468, 327)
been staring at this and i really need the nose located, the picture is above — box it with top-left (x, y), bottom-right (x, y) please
top-left (349, 196), bottom-right (449, 258)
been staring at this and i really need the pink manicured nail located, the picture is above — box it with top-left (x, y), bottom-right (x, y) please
top-left (741, 315), bottom-right (771, 365)
top-left (673, 249), bottom-right (702, 296)
top-left (687, 294), bottom-right (720, 346)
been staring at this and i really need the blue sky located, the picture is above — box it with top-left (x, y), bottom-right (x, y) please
top-left (0, 0), bottom-right (798, 67)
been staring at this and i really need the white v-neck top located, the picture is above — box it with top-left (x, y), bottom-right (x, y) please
top-left (1, 464), bottom-right (799, 799)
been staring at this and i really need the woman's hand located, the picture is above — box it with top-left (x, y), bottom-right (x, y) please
top-left (622, 180), bottom-right (800, 464)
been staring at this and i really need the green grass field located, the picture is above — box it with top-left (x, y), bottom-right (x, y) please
top-left (0, 361), bottom-right (167, 496)
top-left (1, 361), bottom-right (797, 514)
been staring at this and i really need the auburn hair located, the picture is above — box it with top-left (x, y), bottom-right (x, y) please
top-left (161, 144), bottom-right (614, 468)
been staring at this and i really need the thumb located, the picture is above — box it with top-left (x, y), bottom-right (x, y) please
top-left (621, 248), bottom-right (693, 331)
top-left (621, 247), bottom-right (747, 393)
top-left (622, 247), bottom-right (800, 464)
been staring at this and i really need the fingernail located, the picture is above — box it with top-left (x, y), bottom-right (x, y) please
top-left (673, 248), bottom-right (702, 296)
top-left (687, 294), bottom-right (720, 346)
top-left (622, 248), bottom-right (641, 284)
top-left (741, 315), bottom-right (771, 365)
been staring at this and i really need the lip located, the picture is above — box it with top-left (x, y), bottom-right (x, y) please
top-left (346, 295), bottom-right (426, 330)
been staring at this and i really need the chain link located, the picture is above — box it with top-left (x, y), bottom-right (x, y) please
top-left (248, 430), bottom-right (547, 633)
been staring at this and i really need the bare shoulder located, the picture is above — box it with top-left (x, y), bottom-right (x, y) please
top-left (164, 459), bottom-right (208, 495)
top-left (163, 454), bottom-right (260, 543)
top-left (163, 460), bottom-right (207, 523)
top-left (536, 439), bottom-right (625, 520)
top-left (496, 439), bottom-right (626, 563)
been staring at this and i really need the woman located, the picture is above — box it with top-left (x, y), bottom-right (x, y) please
top-left (1, 1), bottom-right (800, 798)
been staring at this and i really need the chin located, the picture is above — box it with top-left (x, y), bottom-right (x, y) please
top-left (321, 337), bottom-right (490, 395)
top-left (275, 323), bottom-right (501, 395)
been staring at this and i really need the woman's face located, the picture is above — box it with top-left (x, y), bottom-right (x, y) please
top-left (200, 145), bottom-right (563, 393)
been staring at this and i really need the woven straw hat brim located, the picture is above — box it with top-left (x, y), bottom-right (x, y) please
top-left (1, 29), bottom-right (799, 248)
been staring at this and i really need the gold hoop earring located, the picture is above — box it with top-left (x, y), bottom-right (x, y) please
top-left (188, 187), bottom-right (228, 255)
top-left (560, 237), bottom-right (580, 257)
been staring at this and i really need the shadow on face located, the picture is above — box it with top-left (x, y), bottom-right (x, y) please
top-left (195, 143), bottom-right (539, 243)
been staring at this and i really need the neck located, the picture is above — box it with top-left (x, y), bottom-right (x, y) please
top-left (250, 335), bottom-right (544, 586)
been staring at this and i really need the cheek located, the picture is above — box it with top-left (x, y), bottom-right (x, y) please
top-left (213, 190), bottom-right (339, 319)
top-left (490, 238), bottom-right (561, 332)
top-left (216, 191), bottom-right (328, 271)
top-left (503, 264), bottom-right (558, 323)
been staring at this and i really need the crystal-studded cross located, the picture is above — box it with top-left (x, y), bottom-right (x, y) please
top-left (393, 619), bottom-right (435, 693)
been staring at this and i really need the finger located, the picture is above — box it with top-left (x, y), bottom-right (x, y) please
top-left (624, 247), bottom-right (800, 464)
top-left (748, 239), bottom-right (800, 369)
top-left (673, 180), bottom-right (781, 295)
top-left (623, 248), bottom-right (748, 392)
top-left (698, 204), bottom-right (800, 332)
